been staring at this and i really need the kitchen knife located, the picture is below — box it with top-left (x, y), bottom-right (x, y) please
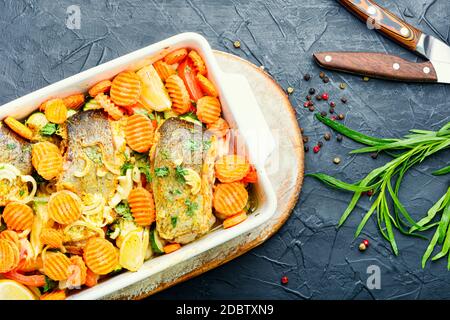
top-left (317, 0), bottom-right (450, 83)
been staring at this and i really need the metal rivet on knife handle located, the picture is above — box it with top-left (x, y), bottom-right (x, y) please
top-left (325, 55), bottom-right (332, 62)
top-left (393, 63), bottom-right (400, 70)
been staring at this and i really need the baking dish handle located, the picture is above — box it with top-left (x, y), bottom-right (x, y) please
top-left (219, 72), bottom-right (276, 167)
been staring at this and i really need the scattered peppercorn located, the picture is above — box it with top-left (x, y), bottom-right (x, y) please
top-left (306, 95), bottom-right (312, 101)
top-left (287, 87), bottom-right (294, 94)
top-left (319, 71), bottom-right (325, 79)
top-left (303, 74), bottom-right (311, 81)
top-left (338, 113), bottom-right (345, 120)
top-left (329, 101), bottom-right (336, 108)
top-left (317, 141), bottom-right (323, 148)
top-left (329, 108), bottom-right (335, 114)
top-left (303, 136), bottom-right (309, 143)
top-left (339, 83), bottom-right (347, 90)
top-left (333, 157), bottom-right (341, 164)
top-left (308, 106), bottom-right (315, 112)
top-left (281, 276), bottom-right (289, 285)
top-left (331, 116), bottom-right (337, 121)
top-left (363, 76), bottom-right (370, 82)
top-left (359, 243), bottom-right (367, 251)
top-left (304, 145), bottom-right (309, 152)
top-left (309, 88), bottom-right (316, 95)
top-left (320, 111), bottom-right (327, 117)
top-left (371, 153), bottom-right (378, 159)
top-left (323, 76), bottom-right (330, 83)
top-left (316, 94), bottom-right (322, 101)
top-left (313, 145), bottom-right (320, 153)
top-left (341, 97), bottom-right (348, 104)
top-left (233, 40), bottom-right (241, 48)
top-left (321, 92), bottom-right (329, 100)
top-left (303, 102), bottom-right (309, 108)
top-left (363, 239), bottom-right (369, 247)
top-left (336, 134), bottom-right (343, 142)
top-left (324, 132), bottom-right (331, 141)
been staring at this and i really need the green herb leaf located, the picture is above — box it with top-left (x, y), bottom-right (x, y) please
top-left (115, 202), bottom-right (133, 221)
top-left (120, 162), bottom-right (134, 176)
top-left (184, 199), bottom-right (198, 217)
top-left (139, 164), bottom-right (152, 182)
top-left (43, 276), bottom-right (58, 293)
top-left (6, 143), bottom-right (16, 150)
top-left (175, 165), bottom-right (188, 183)
top-left (155, 166), bottom-right (169, 178)
top-left (171, 216), bottom-right (178, 228)
top-left (40, 123), bottom-right (57, 136)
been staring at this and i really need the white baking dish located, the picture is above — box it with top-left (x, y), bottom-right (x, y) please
top-left (0, 32), bottom-right (277, 300)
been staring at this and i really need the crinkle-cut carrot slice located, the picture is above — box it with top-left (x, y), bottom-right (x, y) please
top-left (188, 50), bottom-right (207, 75)
top-left (165, 74), bottom-right (191, 115)
top-left (43, 251), bottom-right (71, 281)
top-left (47, 190), bottom-right (82, 225)
top-left (40, 228), bottom-right (64, 249)
top-left (63, 94), bottom-right (85, 110)
top-left (128, 187), bottom-right (155, 227)
top-left (83, 237), bottom-right (118, 275)
top-left (163, 243), bottom-right (181, 254)
top-left (125, 114), bottom-right (154, 153)
top-left (0, 239), bottom-right (20, 273)
top-left (206, 118), bottom-right (229, 138)
top-left (3, 202), bottom-right (34, 231)
top-left (153, 60), bottom-right (176, 82)
top-left (88, 80), bottom-right (112, 97)
top-left (213, 182), bottom-right (249, 216)
top-left (196, 96), bottom-right (221, 124)
top-left (67, 255), bottom-right (87, 287)
top-left (110, 71), bottom-right (142, 107)
top-left (242, 165), bottom-right (258, 183)
top-left (164, 48), bottom-right (188, 65)
top-left (196, 74), bottom-right (218, 97)
top-left (4, 117), bottom-right (33, 140)
top-left (85, 268), bottom-right (99, 287)
top-left (40, 290), bottom-right (66, 300)
top-left (215, 155), bottom-right (250, 183)
top-left (95, 93), bottom-right (123, 120)
top-left (44, 99), bottom-right (68, 124)
top-left (31, 141), bottom-right (62, 180)
top-left (0, 230), bottom-right (19, 247)
top-left (223, 211), bottom-right (248, 229)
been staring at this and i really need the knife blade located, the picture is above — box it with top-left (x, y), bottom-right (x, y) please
top-left (416, 34), bottom-right (450, 84)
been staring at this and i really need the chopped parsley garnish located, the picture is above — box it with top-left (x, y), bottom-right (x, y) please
top-left (6, 143), bottom-right (16, 150)
top-left (184, 139), bottom-right (201, 151)
top-left (40, 123), bottom-right (58, 136)
top-left (120, 162), bottom-right (134, 175)
top-left (202, 140), bottom-right (212, 151)
top-left (175, 165), bottom-right (188, 183)
top-left (18, 189), bottom-right (25, 197)
top-left (115, 202), bottom-right (133, 221)
top-left (42, 276), bottom-right (58, 293)
top-left (160, 149), bottom-right (170, 160)
top-left (139, 164), bottom-right (152, 182)
top-left (155, 166), bottom-right (169, 177)
top-left (171, 216), bottom-right (178, 228)
top-left (185, 199), bottom-right (198, 217)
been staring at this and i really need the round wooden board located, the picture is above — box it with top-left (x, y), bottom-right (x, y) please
top-left (104, 51), bottom-right (305, 300)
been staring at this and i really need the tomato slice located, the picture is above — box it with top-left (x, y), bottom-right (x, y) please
top-left (2, 270), bottom-right (46, 287)
top-left (177, 59), bottom-right (204, 101)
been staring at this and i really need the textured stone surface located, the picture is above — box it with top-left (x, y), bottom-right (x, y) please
top-left (1, 0), bottom-right (449, 299)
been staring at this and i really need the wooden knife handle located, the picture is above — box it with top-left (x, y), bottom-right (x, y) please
top-left (338, 0), bottom-right (422, 52)
top-left (314, 52), bottom-right (437, 82)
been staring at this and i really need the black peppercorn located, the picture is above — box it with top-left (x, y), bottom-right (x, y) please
top-left (309, 88), bottom-right (316, 95)
top-left (371, 153), bottom-right (378, 159)
top-left (304, 145), bottom-right (309, 152)
top-left (341, 97), bottom-right (348, 104)
top-left (306, 95), bottom-right (312, 101)
top-left (329, 108), bottom-right (335, 114)
top-left (337, 134), bottom-right (343, 142)
top-left (323, 76), bottom-right (330, 83)
top-left (304, 74), bottom-right (311, 81)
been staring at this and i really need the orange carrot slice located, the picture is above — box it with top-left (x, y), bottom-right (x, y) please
top-left (0, 239), bottom-right (20, 273)
top-left (31, 141), bottom-right (63, 180)
top-left (0, 230), bottom-right (19, 247)
top-left (188, 50), bottom-right (207, 75)
top-left (43, 251), bottom-right (71, 281)
top-left (223, 211), bottom-right (248, 229)
top-left (153, 60), bottom-right (176, 82)
top-left (47, 190), bottom-right (82, 225)
top-left (110, 71), bottom-right (142, 107)
top-left (196, 74), bottom-right (218, 97)
top-left (128, 187), bottom-right (155, 227)
top-left (165, 74), bottom-right (191, 115)
top-left (40, 290), bottom-right (66, 300)
top-left (63, 94), bottom-right (85, 110)
top-left (215, 155), bottom-right (250, 183)
top-left (2, 202), bottom-right (34, 231)
top-left (125, 114), bottom-right (154, 153)
top-left (242, 165), bottom-right (258, 183)
top-left (196, 96), bottom-right (221, 124)
top-left (88, 80), bottom-right (112, 97)
top-left (4, 117), bottom-right (33, 140)
top-left (213, 182), bottom-right (249, 216)
top-left (44, 99), bottom-right (67, 124)
top-left (85, 268), bottom-right (99, 287)
top-left (40, 228), bottom-right (64, 249)
top-left (164, 48), bottom-right (188, 65)
top-left (163, 243), bottom-right (181, 254)
top-left (206, 118), bottom-right (229, 138)
top-left (95, 93), bottom-right (123, 120)
top-left (83, 237), bottom-right (118, 275)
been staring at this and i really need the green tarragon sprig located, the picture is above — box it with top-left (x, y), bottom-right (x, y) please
top-left (307, 114), bottom-right (450, 255)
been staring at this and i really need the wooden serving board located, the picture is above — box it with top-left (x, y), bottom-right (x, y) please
top-left (104, 51), bottom-right (305, 300)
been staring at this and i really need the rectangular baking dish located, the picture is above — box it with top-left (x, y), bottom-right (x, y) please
top-left (0, 32), bottom-right (277, 300)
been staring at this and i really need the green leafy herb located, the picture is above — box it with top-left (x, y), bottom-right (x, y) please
top-left (202, 140), bottom-right (212, 151)
top-left (175, 165), bottom-right (188, 183)
top-left (171, 216), bottom-right (178, 228)
top-left (6, 143), bottom-right (16, 150)
top-left (308, 114), bottom-right (450, 255)
top-left (120, 162), bottom-right (134, 175)
top-left (19, 189), bottom-right (25, 197)
top-left (115, 202), bottom-right (133, 221)
top-left (139, 164), bottom-right (152, 182)
top-left (40, 123), bottom-right (57, 136)
top-left (185, 199), bottom-right (198, 217)
top-left (155, 166), bottom-right (169, 178)
top-left (184, 139), bottom-right (201, 151)
top-left (42, 276), bottom-right (58, 293)
top-left (160, 149), bottom-right (171, 160)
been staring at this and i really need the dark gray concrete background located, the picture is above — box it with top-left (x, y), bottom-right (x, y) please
top-left (1, 0), bottom-right (449, 299)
